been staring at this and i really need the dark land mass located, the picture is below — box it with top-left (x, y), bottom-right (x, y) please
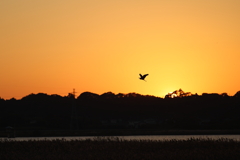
top-left (1, 90), bottom-right (240, 137)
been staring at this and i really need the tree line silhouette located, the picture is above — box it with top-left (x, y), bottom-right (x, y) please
top-left (1, 89), bottom-right (240, 131)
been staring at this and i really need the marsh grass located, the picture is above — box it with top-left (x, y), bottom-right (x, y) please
top-left (1, 137), bottom-right (240, 160)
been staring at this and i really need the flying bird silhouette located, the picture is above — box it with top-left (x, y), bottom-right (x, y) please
top-left (139, 74), bottom-right (149, 81)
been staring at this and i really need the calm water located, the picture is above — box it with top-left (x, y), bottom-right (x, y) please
top-left (2, 135), bottom-right (240, 141)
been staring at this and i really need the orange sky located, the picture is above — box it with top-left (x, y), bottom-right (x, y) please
top-left (1, 0), bottom-right (240, 99)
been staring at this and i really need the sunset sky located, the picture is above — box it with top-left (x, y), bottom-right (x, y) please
top-left (1, 0), bottom-right (240, 99)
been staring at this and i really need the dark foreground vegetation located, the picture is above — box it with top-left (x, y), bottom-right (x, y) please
top-left (1, 137), bottom-right (240, 160)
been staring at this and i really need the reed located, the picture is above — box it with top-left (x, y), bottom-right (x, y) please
top-left (1, 137), bottom-right (240, 160)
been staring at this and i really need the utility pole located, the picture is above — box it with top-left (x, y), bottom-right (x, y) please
top-left (70, 88), bottom-right (79, 130)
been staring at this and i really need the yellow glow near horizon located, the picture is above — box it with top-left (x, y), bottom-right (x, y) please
top-left (1, 0), bottom-right (240, 99)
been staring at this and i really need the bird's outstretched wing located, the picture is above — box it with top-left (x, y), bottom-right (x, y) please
top-left (143, 74), bottom-right (148, 77)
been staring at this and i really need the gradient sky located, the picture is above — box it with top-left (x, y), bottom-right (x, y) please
top-left (1, 0), bottom-right (240, 99)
